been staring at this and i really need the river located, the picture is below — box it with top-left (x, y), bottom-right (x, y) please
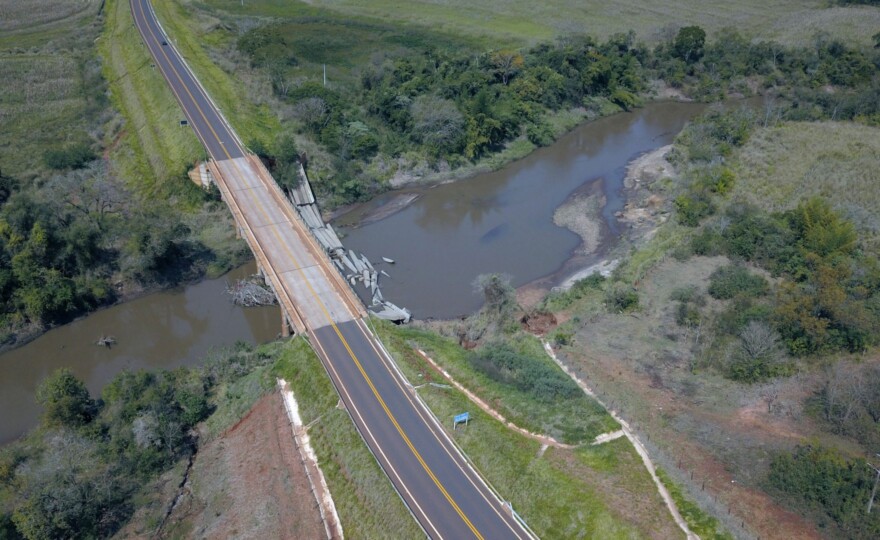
top-left (0, 101), bottom-right (702, 443)
top-left (334, 101), bottom-right (703, 318)
top-left (0, 262), bottom-right (279, 444)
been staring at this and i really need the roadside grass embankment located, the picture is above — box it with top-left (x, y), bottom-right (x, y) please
top-left (101, 0), bottom-right (203, 193)
top-left (373, 320), bottom-right (683, 538)
top-left (377, 322), bottom-right (618, 444)
top-left (270, 337), bottom-right (423, 539)
top-left (151, 0), bottom-right (281, 149)
top-left (100, 0), bottom-right (251, 276)
top-left (656, 468), bottom-right (733, 540)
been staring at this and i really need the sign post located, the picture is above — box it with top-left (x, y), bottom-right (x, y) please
top-left (453, 412), bottom-right (470, 430)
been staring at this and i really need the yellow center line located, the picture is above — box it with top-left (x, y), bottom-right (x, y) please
top-left (135, 3), bottom-right (485, 537)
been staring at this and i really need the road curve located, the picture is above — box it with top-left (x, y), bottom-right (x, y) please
top-left (130, 1), bottom-right (532, 538)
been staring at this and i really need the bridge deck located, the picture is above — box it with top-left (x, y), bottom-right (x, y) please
top-left (132, 0), bottom-right (533, 536)
top-left (212, 157), bottom-right (354, 328)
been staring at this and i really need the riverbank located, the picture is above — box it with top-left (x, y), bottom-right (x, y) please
top-left (517, 143), bottom-right (678, 309)
top-left (0, 262), bottom-right (279, 444)
top-left (335, 101), bottom-right (702, 319)
top-left (331, 95), bottom-right (684, 225)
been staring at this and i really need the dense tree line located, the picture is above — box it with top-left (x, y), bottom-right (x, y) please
top-left (0, 159), bottom-right (237, 345)
top-left (238, 27), bottom-right (651, 203)
top-left (237, 22), bottom-right (879, 206)
top-left (0, 344), bottom-right (273, 539)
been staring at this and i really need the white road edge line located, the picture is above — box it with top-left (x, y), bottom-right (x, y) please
top-left (356, 319), bottom-right (536, 540)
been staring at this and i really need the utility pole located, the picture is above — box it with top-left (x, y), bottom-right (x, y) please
top-left (323, 64), bottom-right (326, 87)
top-left (868, 454), bottom-right (880, 514)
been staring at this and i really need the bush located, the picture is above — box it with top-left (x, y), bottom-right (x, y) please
top-left (526, 121), bottom-right (555, 146)
top-left (35, 368), bottom-right (96, 428)
top-left (690, 227), bottom-right (723, 256)
top-left (769, 445), bottom-right (880, 538)
top-left (676, 302), bottom-right (702, 327)
top-left (470, 343), bottom-right (580, 404)
top-left (605, 282), bottom-right (639, 312)
top-left (609, 88), bottom-right (639, 111)
top-left (43, 142), bottom-right (95, 170)
top-left (675, 193), bottom-right (716, 226)
top-left (708, 265), bottom-right (768, 300)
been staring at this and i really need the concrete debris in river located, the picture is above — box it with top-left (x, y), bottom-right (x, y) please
top-left (287, 164), bottom-right (411, 323)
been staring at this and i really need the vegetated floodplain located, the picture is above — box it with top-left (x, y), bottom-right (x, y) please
top-left (541, 98), bottom-right (880, 537)
top-left (153, 0), bottom-right (880, 216)
top-left (374, 320), bottom-right (681, 538)
top-left (0, 0), bottom-right (254, 349)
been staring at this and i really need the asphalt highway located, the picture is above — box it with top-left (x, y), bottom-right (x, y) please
top-left (131, 1), bottom-right (532, 537)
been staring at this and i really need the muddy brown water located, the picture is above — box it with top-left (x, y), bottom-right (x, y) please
top-left (0, 101), bottom-right (705, 443)
top-left (335, 102), bottom-right (704, 319)
top-left (0, 262), bottom-right (279, 444)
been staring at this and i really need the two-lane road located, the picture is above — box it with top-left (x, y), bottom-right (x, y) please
top-left (130, 1), bottom-right (532, 538)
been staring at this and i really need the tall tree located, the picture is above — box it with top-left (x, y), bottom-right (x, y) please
top-left (673, 26), bottom-right (707, 64)
top-left (35, 368), bottom-right (95, 428)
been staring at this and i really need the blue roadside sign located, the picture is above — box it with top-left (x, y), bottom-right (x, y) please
top-left (453, 412), bottom-right (470, 429)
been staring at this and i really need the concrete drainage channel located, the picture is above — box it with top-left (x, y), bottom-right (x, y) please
top-left (540, 341), bottom-right (700, 540)
top-left (278, 379), bottom-right (344, 540)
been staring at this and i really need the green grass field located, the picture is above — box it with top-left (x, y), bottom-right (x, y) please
top-left (375, 321), bottom-right (681, 538)
top-left (730, 121), bottom-right (880, 244)
top-left (204, 0), bottom-right (880, 47)
top-left (100, 0), bottom-right (204, 193)
top-left (375, 321), bottom-right (619, 444)
top-left (151, 0), bottom-right (280, 148)
top-left (0, 1), bottom-right (105, 179)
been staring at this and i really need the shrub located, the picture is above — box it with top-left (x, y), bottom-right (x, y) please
top-left (609, 88), bottom-right (639, 111)
top-left (35, 368), bottom-right (96, 428)
top-left (526, 122), bottom-right (555, 146)
top-left (690, 227), bottom-right (723, 256)
top-left (676, 302), bottom-right (702, 327)
top-left (708, 265), bottom-right (768, 300)
top-left (43, 142), bottom-right (95, 170)
top-left (470, 343), bottom-right (580, 403)
top-left (769, 445), bottom-right (880, 538)
top-left (605, 282), bottom-right (639, 312)
top-left (675, 193), bottom-right (716, 226)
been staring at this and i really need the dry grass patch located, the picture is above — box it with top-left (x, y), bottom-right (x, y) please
top-left (730, 121), bottom-right (880, 244)
top-left (0, 0), bottom-right (99, 32)
top-left (284, 0), bottom-right (879, 46)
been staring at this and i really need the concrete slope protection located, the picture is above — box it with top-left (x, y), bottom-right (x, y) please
top-left (130, 1), bottom-right (530, 538)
